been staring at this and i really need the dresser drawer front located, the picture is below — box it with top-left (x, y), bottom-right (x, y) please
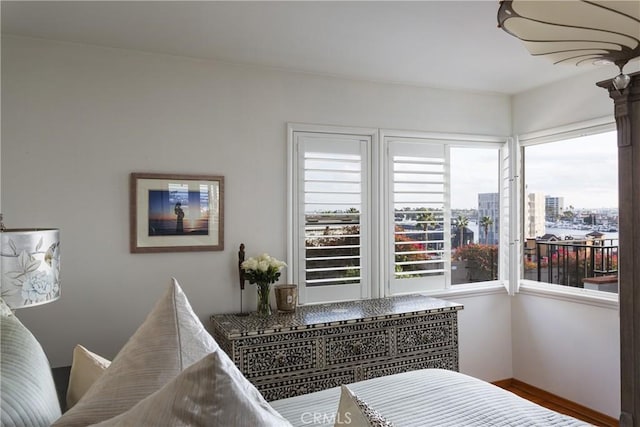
top-left (396, 318), bottom-right (455, 354)
top-left (325, 329), bottom-right (390, 365)
top-left (240, 341), bottom-right (316, 377)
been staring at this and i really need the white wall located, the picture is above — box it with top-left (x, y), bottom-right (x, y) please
top-left (512, 62), bottom-right (639, 135)
top-left (512, 68), bottom-right (622, 418)
top-left (440, 291), bottom-right (513, 382)
top-left (512, 293), bottom-right (619, 417)
top-left (1, 36), bottom-right (511, 369)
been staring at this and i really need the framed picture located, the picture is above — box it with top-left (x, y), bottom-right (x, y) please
top-left (130, 173), bottom-right (224, 253)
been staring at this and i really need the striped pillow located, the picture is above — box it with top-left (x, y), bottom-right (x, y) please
top-left (52, 278), bottom-right (219, 427)
top-left (0, 298), bottom-right (62, 426)
top-left (92, 351), bottom-right (292, 426)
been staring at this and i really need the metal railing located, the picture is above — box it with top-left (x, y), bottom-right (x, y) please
top-left (524, 239), bottom-right (618, 287)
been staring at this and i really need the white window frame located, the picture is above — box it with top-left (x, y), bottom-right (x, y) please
top-left (505, 136), bottom-right (520, 296)
top-left (288, 123), bottom-right (377, 305)
top-left (380, 129), bottom-right (510, 297)
top-left (289, 123), bottom-right (511, 305)
top-left (382, 135), bottom-right (450, 296)
top-left (516, 116), bottom-right (619, 307)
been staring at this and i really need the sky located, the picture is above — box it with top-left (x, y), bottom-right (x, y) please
top-left (450, 131), bottom-right (618, 210)
top-left (523, 131), bottom-right (617, 210)
top-left (450, 147), bottom-right (499, 209)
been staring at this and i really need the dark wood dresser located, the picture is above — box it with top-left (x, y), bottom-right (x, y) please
top-left (210, 294), bottom-right (463, 401)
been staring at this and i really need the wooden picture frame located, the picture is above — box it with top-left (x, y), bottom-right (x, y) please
top-left (130, 173), bottom-right (224, 253)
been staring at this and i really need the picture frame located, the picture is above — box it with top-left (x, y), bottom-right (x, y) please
top-left (130, 173), bottom-right (224, 253)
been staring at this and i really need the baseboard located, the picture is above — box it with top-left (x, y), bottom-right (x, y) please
top-left (492, 378), bottom-right (618, 427)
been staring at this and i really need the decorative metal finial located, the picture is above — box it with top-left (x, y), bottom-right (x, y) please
top-left (237, 243), bottom-right (249, 316)
top-left (238, 243), bottom-right (246, 290)
top-left (612, 63), bottom-right (631, 94)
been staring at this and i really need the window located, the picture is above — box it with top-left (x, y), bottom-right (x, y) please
top-left (519, 125), bottom-right (618, 294)
top-left (289, 124), bottom-right (508, 304)
top-left (289, 127), bottom-right (374, 304)
top-left (384, 138), bottom-right (448, 295)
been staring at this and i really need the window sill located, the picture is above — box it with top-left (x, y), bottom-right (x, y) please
top-left (298, 283), bottom-right (506, 307)
top-left (518, 280), bottom-right (619, 310)
top-left (418, 282), bottom-right (507, 299)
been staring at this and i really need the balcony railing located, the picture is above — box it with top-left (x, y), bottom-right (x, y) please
top-left (524, 239), bottom-right (618, 291)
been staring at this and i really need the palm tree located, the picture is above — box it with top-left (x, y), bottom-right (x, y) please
top-left (417, 209), bottom-right (436, 252)
top-left (417, 209), bottom-right (435, 231)
top-left (480, 216), bottom-right (494, 245)
top-left (456, 215), bottom-right (469, 248)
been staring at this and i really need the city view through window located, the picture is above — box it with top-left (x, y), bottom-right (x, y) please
top-left (448, 147), bottom-right (500, 285)
top-left (393, 131), bottom-right (619, 289)
top-left (522, 131), bottom-right (618, 292)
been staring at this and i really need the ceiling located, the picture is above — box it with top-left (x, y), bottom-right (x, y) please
top-left (1, 1), bottom-right (621, 95)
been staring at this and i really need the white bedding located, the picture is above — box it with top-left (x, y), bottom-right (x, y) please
top-left (270, 369), bottom-right (591, 426)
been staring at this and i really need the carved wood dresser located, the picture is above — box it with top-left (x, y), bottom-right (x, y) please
top-left (210, 294), bottom-right (463, 401)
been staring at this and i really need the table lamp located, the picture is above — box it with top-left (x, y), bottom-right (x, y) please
top-left (0, 214), bottom-right (61, 310)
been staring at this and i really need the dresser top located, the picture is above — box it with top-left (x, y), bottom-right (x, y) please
top-left (210, 294), bottom-right (462, 338)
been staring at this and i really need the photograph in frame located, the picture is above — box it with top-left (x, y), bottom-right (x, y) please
top-left (130, 173), bottom-right (224, 253)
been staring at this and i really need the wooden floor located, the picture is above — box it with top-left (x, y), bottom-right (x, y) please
top-left (493, 379), bottom-right (618, 427)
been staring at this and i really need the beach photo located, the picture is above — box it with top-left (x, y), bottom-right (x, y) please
top-left (147, 189), bottom-right (209, 236)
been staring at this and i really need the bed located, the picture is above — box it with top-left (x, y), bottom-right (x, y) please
top-left (270, 368), bottom-right (591, 426)
top-left (1, 278), bottom-right (592, 427)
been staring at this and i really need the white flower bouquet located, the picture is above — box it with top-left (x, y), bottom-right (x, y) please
top-left (241, 253), bottom-right (286, 315)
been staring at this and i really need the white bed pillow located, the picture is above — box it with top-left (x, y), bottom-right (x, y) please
top-left (92, 351), bottom-right (292, 427)
top-left (0, 298), bottom-right (62, 426)
top-left (53, 278), bottom-right (218, 426)
top-left (334, 385), bottom-right (394, 427)
top-left (66, 344), bottom-right (111, 409)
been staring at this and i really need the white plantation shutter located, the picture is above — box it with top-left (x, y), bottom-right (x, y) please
top-left (385, 139), bottom-right (450, 295)
top-left (289, 123), bottom-right (508, 304)
top-left (291, 130), bottom-right (372, 304)
top-left (500, 138), bottom-right (518, 294)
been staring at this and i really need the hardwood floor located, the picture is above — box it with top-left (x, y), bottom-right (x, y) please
top-left (493, 379), bottom-right (618, 427)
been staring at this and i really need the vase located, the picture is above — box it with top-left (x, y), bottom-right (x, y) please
top-left (256, 283), bottom-right (272, 317)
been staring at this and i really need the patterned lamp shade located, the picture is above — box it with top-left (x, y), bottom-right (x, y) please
top-left (0, 229), bottom-right (61, 309)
